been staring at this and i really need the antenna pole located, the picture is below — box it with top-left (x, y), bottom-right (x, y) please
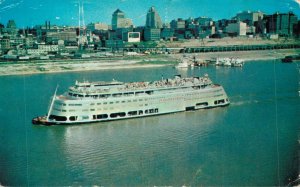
top-left (46, 85), bottom-right (59, 121)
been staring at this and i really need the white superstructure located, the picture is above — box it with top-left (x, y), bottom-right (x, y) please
top-left (33, 74), bottom-right (230, 125)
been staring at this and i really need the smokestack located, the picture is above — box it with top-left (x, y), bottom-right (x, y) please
top-left (48, 21), bottom-right (50, 29)
top-left (45, 21), bottom-right (47, 30)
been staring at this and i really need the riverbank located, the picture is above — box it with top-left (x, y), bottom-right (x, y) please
top-left (0, 48), bottom-right (299, 76)
top-left (177, 48), bottom-right (300, 62)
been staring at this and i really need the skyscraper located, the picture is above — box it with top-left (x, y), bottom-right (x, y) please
top-left (111, 9), bottom-right (133, 30)
top-left (6, 20), bottom-right (18, 36)
top-left (265, 12), bottom-right (298, 36)
top-left (145, 6), bottom-right (163, 29)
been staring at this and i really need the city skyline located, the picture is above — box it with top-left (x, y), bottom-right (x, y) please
top-left (0, 0), bottom-right (300, 28)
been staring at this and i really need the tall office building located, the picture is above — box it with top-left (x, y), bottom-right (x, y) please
top-left (6, 20), bottom-right (18, 36)
top-left (145, 6), bottom-right (163, 29)
top-left (265, 12), bottom-right (298, 36)
top-left (111, 9), bottom-right (133, 30)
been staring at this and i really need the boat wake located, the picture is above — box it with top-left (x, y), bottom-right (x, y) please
top-left (230, 100), bottom-right (258, 106)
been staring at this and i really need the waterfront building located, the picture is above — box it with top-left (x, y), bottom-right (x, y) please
top-left (144, 28), bottom-right (161, 41)
top-left (115, 27), bottom-right (133, 40)
top-left (195, 17), bottom-right (213, 27)
top-left (46, 30), bottom-right (77, 43)
top-left (215, 19), bottom-right (236, 32)
top-left (185, 30), bottom-right (194, 39)
top-left (234, 11), bottom-right (264, 26)
top-left (5, 20), bottom-right (18, 36)
top-left (93, 29), bottom-right (109, 40)
top-left (87, 22), bottom-right (109, 31)
top-left (0, 23), bottom-right (4, 34)
top-left (0, 37), bottom-right (11, 51)
top-left (225, 21), bottom-right (247, 36)
top-left (296, 20), bottom-right (300, 37)
top-left (123, 32), bottom-right (140, 42)
top-left (197, 26), bottom-right (216, 38)
top-left (246, 26), bottom-right (256, 35)
top-left (10, 36), bottom-right (25, 48)
top-left (163, 23), bottom-right (171, 29)
top-left (145, 6), bottom-right (163, 29)
top-left (111, 9), bottom-right (133, 30)
top-left (27, 44), bottom-right (59, 55)
top-left (105, 39), bottom-right (124, 48)
top-left (170, 18), bottom-right (186, 29)
top-left (34, 21), bottom-right (71, 42)
top-left (264, 12), bottom-right (298, 36)
top-left (133, 27), bottom-right (145, 41)
top-left (161, 28), bottom-right (174, 40)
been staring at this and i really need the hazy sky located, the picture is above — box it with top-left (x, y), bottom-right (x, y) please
top-left (0, 0), bottom-right (299, 28)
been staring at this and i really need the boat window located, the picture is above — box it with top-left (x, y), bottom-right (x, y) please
top-left (135, 91), bottom-right (144, 95)
top-left (124, 92), bottom-right (134, 96)
top-left (69, 116), bottom-right (77, 121)
top-left (69, 103), bottom-right (82, 106)
top-left (109, 102), bottom-right (114, 104)
top-left (92, 95), bottom-right (98, 98)
top-left (214, 99), bottom-right (225, 105)
top-left (100, 94), bottom-right (110, 98)
top-left (82, 116), bottom-right (89, 120)
top-left (49, 115), bottom-right (67, 121)
top-left (97, 103), bottom-right (101, 105)
top-left (128, 111), bottom-right (138, 116)
top-left (96, 114), bottom-right (108, 119)
top-left (196, 102), bottom-right (208, 106)
top-left (112, 93), bottom-right (122, 97)
top-left (53, 108), bottom-right (61, 112)
top-left (110, 112), bottom-right (126, 118)
top-left (139, 110), bottom-right (143, 115)
top-left (145, 91), bottom-right (154, 95)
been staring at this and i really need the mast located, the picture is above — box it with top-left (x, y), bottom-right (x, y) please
top-left (47, 85), bottom-right (59, 121)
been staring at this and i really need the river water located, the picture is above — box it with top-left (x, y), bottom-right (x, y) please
top-left (0, 60), bottom-right (299, 186)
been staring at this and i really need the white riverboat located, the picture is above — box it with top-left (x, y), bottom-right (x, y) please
top-left (176, 58), bottom-right (189, 68)
top-left (32, 74), bottom-right (230, 125)
top-left (216, 57), bottom-right (244, 67)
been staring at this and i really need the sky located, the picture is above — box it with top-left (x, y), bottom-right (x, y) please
top-left (0, 0), bottom-right (299, 28)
